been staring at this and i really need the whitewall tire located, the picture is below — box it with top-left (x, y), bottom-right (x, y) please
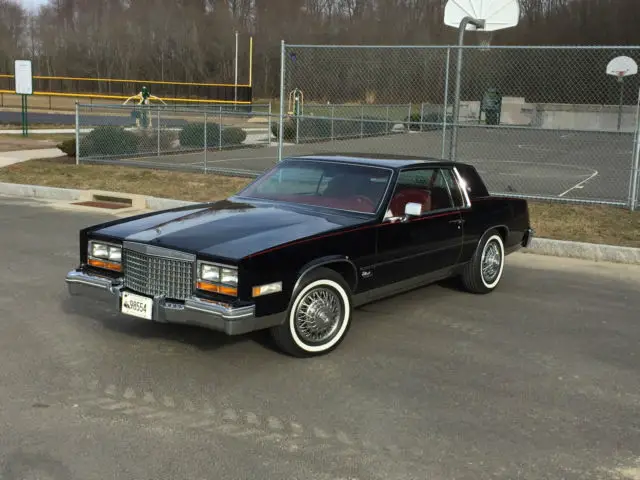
top-left (461, 229), bottom-right (505, 294)
top-left (270, 267), bottom-right (353, 357)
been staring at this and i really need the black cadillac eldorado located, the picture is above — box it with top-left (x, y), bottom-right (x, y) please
top-left (65, 154), bottom-right (534, 357)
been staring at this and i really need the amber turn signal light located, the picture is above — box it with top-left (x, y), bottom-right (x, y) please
top-left (196, 282), bottom-right (237, 296)
top-left (88, 258), bottom-right (122, 272)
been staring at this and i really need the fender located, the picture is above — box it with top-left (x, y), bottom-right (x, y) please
top-left (293, 255), bottom-right (359, 294)
top-left (479, 224), bottom-right (510, 246)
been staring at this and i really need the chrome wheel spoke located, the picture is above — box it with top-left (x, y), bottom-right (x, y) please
top-left (295, 287), bottom-right (342, 344)
top-left (481, 241), bottom-right (501, 283)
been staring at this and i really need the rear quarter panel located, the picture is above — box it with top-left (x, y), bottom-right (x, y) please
top-left (460, 196), bottom-right (530, 261)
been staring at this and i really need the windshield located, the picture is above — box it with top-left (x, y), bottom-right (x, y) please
top-left (237, 159), bottom-right (392, 214)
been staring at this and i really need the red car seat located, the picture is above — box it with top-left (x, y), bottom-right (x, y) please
top-left (389, 188), bottom-right (431, 216)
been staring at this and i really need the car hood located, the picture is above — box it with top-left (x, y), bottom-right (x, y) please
top-left (91, 198), bottom-right (369, 261)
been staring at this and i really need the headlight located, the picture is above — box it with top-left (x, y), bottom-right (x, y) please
top-left (88, 240), bottom-right (122, 272)
top-left (220, 268), bottom-right (238, 286)
top-left (200, 264), bottom-right (220, 282)
top-left (196, 261), bottom-right (238, 296)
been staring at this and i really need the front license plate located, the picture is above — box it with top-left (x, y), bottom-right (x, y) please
top-left (121, 291), bottom-right (153, 320)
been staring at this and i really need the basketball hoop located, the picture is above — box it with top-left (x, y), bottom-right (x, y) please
top-left (606, 56), bottom-right (638, 80)
top-left (478, 31), bottom-right (492, 51)
top-left (605, 56), bottom-right (638, 131)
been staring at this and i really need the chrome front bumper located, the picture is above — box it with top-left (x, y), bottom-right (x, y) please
top-left (65, 269), bottom-right (282, 335)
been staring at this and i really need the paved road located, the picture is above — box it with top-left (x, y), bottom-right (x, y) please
top-left (85, 126), bottom-right (635, 205)
top-left (1, 195), bottom-right (639, 479)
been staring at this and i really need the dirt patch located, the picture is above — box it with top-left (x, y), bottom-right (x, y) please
top-left (0, 157), bottom-right (638, 248)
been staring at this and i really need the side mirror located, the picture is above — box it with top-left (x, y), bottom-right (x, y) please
top-left (404, 202), bottom-right (422, 217)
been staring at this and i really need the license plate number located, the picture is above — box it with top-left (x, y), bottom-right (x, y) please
top-left (121, 291), bottom-right (153, 320)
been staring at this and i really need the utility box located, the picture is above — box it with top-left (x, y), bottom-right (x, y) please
top-left (480, 88), bottom-right (502, 125)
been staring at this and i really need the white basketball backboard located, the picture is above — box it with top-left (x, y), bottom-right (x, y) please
top-left (606, 56), bottom-right (638, 78)
top-left (444, 0), bottom-right (520, 31)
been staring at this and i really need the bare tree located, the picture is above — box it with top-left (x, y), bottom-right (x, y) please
top-left (0, 0), bottom-right (638, 100)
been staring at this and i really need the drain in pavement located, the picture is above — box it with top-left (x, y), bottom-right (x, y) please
top-left (72, 200), bottom-right (130, 209)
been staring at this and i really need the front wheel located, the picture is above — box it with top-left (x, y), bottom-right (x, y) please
top-left (461, 229), bottom-right (505, 294)
top-left (270, 268), bottom-right (353, 358)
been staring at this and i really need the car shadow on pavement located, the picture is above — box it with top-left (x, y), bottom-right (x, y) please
top-left (60, 296), bottom-right (278, 354)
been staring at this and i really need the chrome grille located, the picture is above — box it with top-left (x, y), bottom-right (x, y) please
top-left (123, 248), bottom-right (194, 300)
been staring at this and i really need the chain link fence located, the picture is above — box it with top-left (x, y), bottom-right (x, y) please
top-left (75, 44), bottom-right (640, 210)
top-left (277, 44), bottom-right (640, 210)
top-left (76, 103), bottom-right (279, 176)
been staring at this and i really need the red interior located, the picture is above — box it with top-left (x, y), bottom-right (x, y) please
top-left (261, 194), bottom-right (377, 213)
top-left (389, 188), bottom-right (431, 216)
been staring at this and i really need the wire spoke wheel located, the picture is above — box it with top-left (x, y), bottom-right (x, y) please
top-left (294, 286), bottom-right (343, 345)
top-left (271, 268), bottom-right (353, 357)
top-left (481, 239), bottom-right (502, 285)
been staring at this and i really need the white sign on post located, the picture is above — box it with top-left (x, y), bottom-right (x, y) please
top-left (14, 60), bottom-right (33, 95)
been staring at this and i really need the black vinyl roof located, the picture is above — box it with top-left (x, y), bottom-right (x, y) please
top-left (286, 153), bottom-right (466, 170)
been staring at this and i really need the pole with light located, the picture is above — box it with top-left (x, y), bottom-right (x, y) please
top-left (443, 0), bottom-right (520, 161)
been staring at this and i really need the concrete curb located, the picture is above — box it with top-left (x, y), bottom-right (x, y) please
top-left (1, 182), bottom-right (639, 265)
top-left (522, 238), bottom-right (640, 265)
top-left (0, 182), bottom-right (85, 201)
top-left (0, 182), bottom-right (198, 210)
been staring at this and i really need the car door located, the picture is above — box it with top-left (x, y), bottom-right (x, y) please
top-left (371, 166), bottom-right (464, 288)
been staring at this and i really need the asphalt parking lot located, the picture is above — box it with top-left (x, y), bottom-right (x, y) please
top-left (1, 195), bottom-right (639, 480)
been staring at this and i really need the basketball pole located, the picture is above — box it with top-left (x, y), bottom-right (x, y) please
top-left (630, 86), bottom-right (640, 211)
top-left (449, 16), bottom-right (485, 162)
top-left (617, 74), bottom-right (625, 131)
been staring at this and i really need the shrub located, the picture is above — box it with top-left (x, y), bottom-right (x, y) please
top-left (57, 138), bottom-right (76, 157)
top-left (221, 127), bottom-right (247, 146)
top-left (134, 130), bottom-right (177, 153)
top-left (271, 117), bottom-right (297, 141)
top-left (405, 112), bottom-right (423, 131)
top-left (271, 115), bottom-right (387, 142)
top-left (359, 116), bottom-right (388, 136)
top-left (404, 112), bottom-right (453, 131)
top-left (178, 122), bottom-right (222, 148)
top-left (79, 126), bottom-right (139, 157)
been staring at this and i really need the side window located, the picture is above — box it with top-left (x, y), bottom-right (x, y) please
top-left (389, 168), bottom-right (455, 215)
top-left (396, 169), bottom-right (435, 188)
top-left (440, 168), bottom-right (465, 208)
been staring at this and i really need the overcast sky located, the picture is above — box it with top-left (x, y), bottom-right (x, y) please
top-left (17, 0), bottom-right (49, 11)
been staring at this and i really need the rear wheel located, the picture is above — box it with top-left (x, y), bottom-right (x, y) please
top-left (270, 267), bottom-right (353, 358)
top-left (461, 229), bottom-right (505, 294)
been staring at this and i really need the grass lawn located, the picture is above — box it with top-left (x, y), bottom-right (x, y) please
top-left (527, 201), bottom-right (639, 249)
top-left (0, 157), bottom-right (250, 202)
top-left (0, 156), bottom-right (638, 249)
top-left (0, 123), bottom-right (76, 130)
